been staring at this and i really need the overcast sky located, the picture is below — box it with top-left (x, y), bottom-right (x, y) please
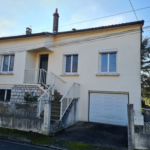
top-left (0, 0), bottom-right (150, 37)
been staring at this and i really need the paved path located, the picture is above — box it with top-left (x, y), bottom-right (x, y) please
top-left (56, 122), bottom-right (128, 150)
top-left (0, 140), bottom-right (54, 150)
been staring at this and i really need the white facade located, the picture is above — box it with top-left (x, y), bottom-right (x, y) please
top-left (0, 24), bottom-right (142, 124)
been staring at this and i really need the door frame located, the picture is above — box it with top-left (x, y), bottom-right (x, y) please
top-left (38, 54), bottom-right (49, 71)
top-left (88, 91), bottom-right (129, 125)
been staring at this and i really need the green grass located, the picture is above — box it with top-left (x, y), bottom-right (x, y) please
top-left (0, 127), bottom-right (115, 150)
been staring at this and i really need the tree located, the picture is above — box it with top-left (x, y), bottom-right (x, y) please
top-left (141, 37), bottom-right (150, 102)
top-left (141, 37), bottom-right (150, 72)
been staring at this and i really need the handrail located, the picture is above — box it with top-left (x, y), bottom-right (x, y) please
top-left (59, 82), bottom-right (80, 120)
top-left (60, 83), bottom-right (75, 102)
top-left (51, 71), bottom-right (66, 83)
top-left (37, 83), bottom-right (54, 118)
top-left (37, 83), bottom-right (54, 101)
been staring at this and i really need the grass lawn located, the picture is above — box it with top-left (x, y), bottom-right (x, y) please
top-left (0, 127), bottom-right (116, 150)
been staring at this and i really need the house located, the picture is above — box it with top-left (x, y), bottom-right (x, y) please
top-left (0, 9), bottom-right (144, 127)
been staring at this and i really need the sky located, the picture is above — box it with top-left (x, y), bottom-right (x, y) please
top-left (0, 0), bottom-right (150, 37)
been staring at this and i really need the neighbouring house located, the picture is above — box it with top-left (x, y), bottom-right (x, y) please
top-left (0, 9), bottom-right (144, 128)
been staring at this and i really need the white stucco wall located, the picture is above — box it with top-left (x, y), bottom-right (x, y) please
top-left (25, 51), bottom-right (37, 69)
top-left (0, 25), bottom-right (142, 121)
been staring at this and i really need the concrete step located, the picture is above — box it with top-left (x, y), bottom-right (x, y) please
top-left (53, 98), bottom-right (61, 101)
top-left (51, 111), bottom-right (60, 116)
top-left (53, 95), bottom-right (62, 99)
top-left (51, 103), bottom-right (60, 107)
top-left (53, 92), bottom-right (61, 95)
top-left (51, 107), bottom-right (60, 112)
top-left (51, 119), bottom-right (60, 123)
top-left (52, 101), bottom-right (60, 104)
top-left (51, 115), bottom-right (60, 120)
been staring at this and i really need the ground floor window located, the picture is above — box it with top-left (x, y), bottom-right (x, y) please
top-left (0, 89), bottom-right (11, 101)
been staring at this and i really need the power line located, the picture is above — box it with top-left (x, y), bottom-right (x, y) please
top-left (32, 5), bottom-right (150, 33)
top-left (0, 27), bottom-right (150, 53)
top-left (3, 5), bottom-right (150, 37)
top-left (129, 0), bottom-right (138, 20)
top-left (0, 24), bottom-right (150, 54)
top-left (0, 29), bottom-right (142, 54)
top-left (0, 26), bottom-right (150, 52)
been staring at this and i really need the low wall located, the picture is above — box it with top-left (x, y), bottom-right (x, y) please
top-left (135, 133), bottom-right (150, 149)
top-left (61, 99), bottom-right (79, 128)
top-left (0, 100), bottom-right (51, 136)
top-left (0, 116), bottom-right (44, 134)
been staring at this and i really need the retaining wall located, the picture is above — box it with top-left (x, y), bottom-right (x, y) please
top-left (10, 85), bottom-right (45, 103)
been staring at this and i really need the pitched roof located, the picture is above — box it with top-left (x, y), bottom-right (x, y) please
top-left (0, 20), bottom-right (144, 41)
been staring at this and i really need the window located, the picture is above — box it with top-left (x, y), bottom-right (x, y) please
top-left (0, 89), bottom-right (11, 101)
top-left (1, 55), bottom-right (15, 72)
top-left (100, 53), bottom-right (117, 73)
top-left (64, 55), bottom-right (78, 73)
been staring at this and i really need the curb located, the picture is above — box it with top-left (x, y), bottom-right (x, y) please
top-left (0, 134), bottom-right (31, 144)
top-left (0, 134), bottom-right (67, 150)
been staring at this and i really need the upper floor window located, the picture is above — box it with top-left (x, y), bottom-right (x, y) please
top-left (99, 49), bottom-right (117, 73)
top-left (1, 55), bottom-right (15, 72)
top-left (63, 53), bottom-right (78, 74)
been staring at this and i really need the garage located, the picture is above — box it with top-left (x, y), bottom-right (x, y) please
top-left (89, 93), bottom-right (128, 126)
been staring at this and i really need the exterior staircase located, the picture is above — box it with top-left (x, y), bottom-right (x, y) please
top-left (40, 90), bottom-right (62, 131)
top-left (24, 69), bottom-right (80, 133)
top-left (51, 90), bottom-right (62, 121)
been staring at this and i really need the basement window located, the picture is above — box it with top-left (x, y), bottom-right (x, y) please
top-left (0, 89), bottom-right (11, 101)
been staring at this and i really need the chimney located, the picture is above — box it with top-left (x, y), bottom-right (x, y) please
top-left (53, 8), bottom-right (59, 33)
top-left (26, 27), bottom-right (32, 35)
top-left (72, 28), bottom-right (76, 31)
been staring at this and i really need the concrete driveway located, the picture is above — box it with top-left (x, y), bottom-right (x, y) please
top-left (56, 122), bottom-right (128, 150)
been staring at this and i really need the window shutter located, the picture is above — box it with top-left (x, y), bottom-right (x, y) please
top-left (63, 56), bottom-right (66, 74)
top-left (0, 55), bottom-right (2, 72)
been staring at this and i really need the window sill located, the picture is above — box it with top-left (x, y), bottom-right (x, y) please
top-left (0, 72), bottom-right (14, 75)
top-left (60, 74), bottom-right (79, 76)
top-left (96, 73), bottom-right (120, 76)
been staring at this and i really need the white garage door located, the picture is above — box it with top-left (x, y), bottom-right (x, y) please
top-left (89, 93), bottom-right (128, 126)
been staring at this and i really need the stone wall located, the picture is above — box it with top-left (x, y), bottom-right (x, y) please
top-left (10, 85), bottom-right (45, 103)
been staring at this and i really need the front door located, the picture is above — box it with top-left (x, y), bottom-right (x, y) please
top-left (39, 54), bottom-right (48, 84)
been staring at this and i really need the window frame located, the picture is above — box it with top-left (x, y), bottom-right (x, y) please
top-left (99, 49), bottom-right (118, 74)
top-left (1, 55), bottom-right (15, 73)
top-left (63, 52), bottom-right (79, 74)
top-left (0, 88), bottom-right (11, 101)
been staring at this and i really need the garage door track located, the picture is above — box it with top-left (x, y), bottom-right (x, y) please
top-left (56, 122), bottom-right (128, 150)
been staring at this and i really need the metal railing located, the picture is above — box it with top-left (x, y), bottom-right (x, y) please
top-left (24, 69), bottom-right (67, 118)
top-left (37, 83), bottom-right (54, 118)
top-left (60, 83), bottom-right (80, 120)
top-left (24, 69), bottom-right (53, 86)
top-left (24, 69), bottom-right (66, 86)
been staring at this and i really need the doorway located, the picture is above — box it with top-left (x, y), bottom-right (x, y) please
top-left (39, 54), bottom-right (48, 85)
top-left (40, 54), bottom-right (48, 71)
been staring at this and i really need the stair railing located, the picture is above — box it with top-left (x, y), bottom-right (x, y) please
top-left (59, 83), bottom-right (80, 120)
top-left (37, 83), bottom-right (54, 118)
top-left (24, 69), bottom-right (53, 86)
